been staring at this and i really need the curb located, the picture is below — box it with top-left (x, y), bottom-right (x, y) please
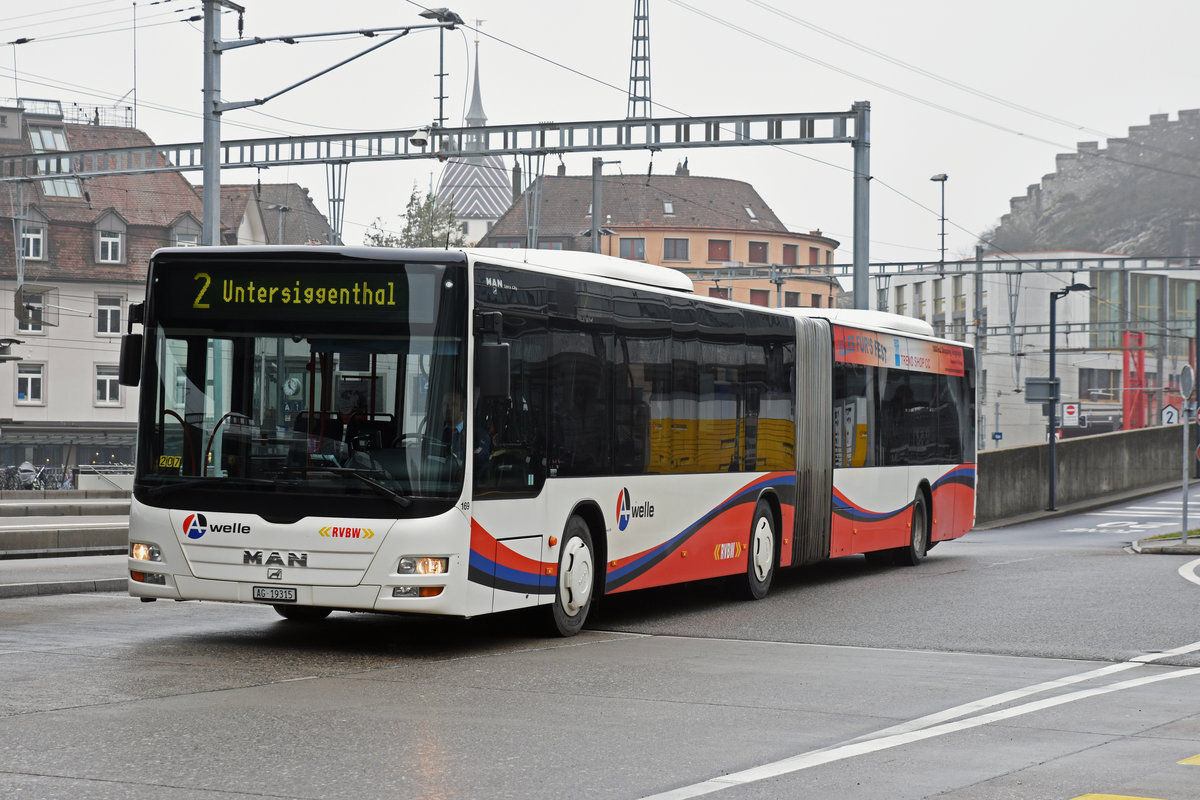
top-left (0, 578), bottom-right (126, 599)
top-left (1131, 539), bottom-right (1200, 555)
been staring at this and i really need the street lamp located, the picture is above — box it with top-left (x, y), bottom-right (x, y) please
top-left (266, 203), bottom-right (290, 244)
top-left (930, 173), bottom-right (948, 268)
top-left (1047, 282), bottom-right (1093, 511)
top-left (418, 7), bottom-right (463, 130)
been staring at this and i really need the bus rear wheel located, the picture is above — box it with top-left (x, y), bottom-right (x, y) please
top-left (742, 499), bottom-right (776, 600)
top-left (546, 516), bottom-right (595, 637)
top-left (273, 604), bottom-right (332, 622)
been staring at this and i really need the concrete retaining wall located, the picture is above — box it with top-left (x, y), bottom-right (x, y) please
top-left (977, 424), bottom-right (1195, 523)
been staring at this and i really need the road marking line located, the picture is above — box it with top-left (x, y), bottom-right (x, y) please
top-left (1070, 795), bottom-right (1169, 799)
top-left (641, 643), bottom-right (1200, 800)
top-left (1179, 754), bottom-right (1200, 765)
top-left (860, 638), bottom-right (1200, 740)
top-left (1180, 558), bottom-right (1200, 588)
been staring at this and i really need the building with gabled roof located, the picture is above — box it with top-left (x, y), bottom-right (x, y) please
top-left (202, 183), bottom-right (337, 246)
top-left (0, 98), bottom-right (206, 473)
top-left (480, 163), bottom-right (844, 309)
top-left (0, 99), bottom-right (335, 476)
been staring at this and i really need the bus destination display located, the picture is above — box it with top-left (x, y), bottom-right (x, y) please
top-left (154, 261), bottom-right (420, 324)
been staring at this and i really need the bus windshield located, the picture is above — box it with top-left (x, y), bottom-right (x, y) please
top-left (133, 256), bottom-right (468, 520)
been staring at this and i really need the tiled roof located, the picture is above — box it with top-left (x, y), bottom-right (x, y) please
top-left (436, 154), bottom-right (512, 220)
top-left (204, 183), bottom-right (336, 245)
top-left (0, 120), bottom-right (203, 282)
top-left (484, 173), bottom-right (789, 245)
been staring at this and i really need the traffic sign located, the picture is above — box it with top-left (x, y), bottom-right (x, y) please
top-left (1062, 402), bottom-right (1080, 427)
top-left (1162, 404), bottom-right (1181, 425)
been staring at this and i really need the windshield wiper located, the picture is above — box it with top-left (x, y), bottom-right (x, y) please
top-left (285, 466), bottom-right (413, 508)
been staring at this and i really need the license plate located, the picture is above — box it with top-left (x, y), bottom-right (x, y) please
top-left (252, 586), bottom-right (297, 603)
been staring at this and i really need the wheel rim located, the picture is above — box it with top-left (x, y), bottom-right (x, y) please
top-left (751, 515), bottom-right (774, 582)
top-left (912, 503), bottom-right (926, 551)
top-left (559, 537), bottom-right (593, 616)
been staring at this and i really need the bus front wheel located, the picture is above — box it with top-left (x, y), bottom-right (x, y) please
top-left (546, 516), bottom-right (595, 637)
top-left (895, 492), bottom-right (929, 567)
top-left (742, 499), bottom-right (776, 600)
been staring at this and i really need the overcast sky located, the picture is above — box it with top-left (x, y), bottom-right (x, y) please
top-left (4, 0), bottom-right (1198, 263)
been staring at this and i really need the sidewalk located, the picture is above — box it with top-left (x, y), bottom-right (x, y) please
top-left (0, 554), bottom-right (126, 599)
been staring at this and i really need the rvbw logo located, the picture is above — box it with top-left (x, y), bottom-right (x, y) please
top-left (615, 488), bottom-right (654, 532)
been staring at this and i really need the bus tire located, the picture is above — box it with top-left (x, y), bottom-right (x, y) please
top-left (273, 604), bottom-right (332, 622)
top-left (546, 515), bottom-right (595, 637)
top-left (742, 499), bottom-right (776, 600)
top-left (895, 491), bottom-right (929, 567)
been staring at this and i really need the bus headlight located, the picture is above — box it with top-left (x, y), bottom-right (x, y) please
top-left (398, 557), bottom-right (447, 575)
top-left (130, 542), bottom-right (162, 562)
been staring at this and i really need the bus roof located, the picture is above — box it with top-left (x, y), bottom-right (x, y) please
top-left (463, 248), bottom-right (695, 293)
top-left (786, 307), bottom-right (940, 338)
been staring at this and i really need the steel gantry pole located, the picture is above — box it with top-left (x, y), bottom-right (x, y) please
top-left (201, 1), bottom-right (230, 246)
top-left (852, 101), bottom-right (871, 309)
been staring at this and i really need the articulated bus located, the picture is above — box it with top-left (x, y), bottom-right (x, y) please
top-left (119, 246), bottom-right (975, 635)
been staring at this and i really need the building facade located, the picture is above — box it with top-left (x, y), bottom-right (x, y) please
top-left (879, 251), bottom-right (1200, 448)
top-left (481, 165), bottom-right (844, 308)
top-left (0, 99), bottom-right (333, 474)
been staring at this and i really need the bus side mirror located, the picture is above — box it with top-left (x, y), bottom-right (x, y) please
top-left (119, 333), bottom-right (143, 387)
top-left (477, 341), bottom-right (510, 399)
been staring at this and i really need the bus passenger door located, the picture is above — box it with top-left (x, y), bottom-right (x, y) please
top-left (471, 384), bottom-right (551, 614)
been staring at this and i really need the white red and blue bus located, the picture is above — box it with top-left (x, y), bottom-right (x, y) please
top-left (119, 246), bottom-right (975, 635)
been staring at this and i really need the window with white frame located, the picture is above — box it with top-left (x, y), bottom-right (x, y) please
top-left (95, 364), bottom-right (121, 406)
top-left (96, 295), bottom-right (123, 335)
top-left (98, 230), bottom-right (123, 263)
top-left (21, 224), bottom-right (45, 260)
top-left (175, 233), bottom-right (198, 247)
top-left (17, 292), bottom-right (44, 334)
top-left (17, 363), bottom-right (44, 404)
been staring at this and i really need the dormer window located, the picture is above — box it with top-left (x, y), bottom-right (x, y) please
top-left (96, 213), bottom-right (127, 264)
top-left (98, 230), bottom-right (122, 263)
top-left (21, 225), bottom-right (44, 259)
top-left (171, 214), bottom-right (201, 247)
top-left (20, 212), bottom-right (48, 261)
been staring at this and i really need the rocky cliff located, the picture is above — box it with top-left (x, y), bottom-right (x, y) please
top-left (984, 110), bottom-right (1200, 257)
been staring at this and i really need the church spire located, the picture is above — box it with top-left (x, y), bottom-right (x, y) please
top-left (465, 40), bottom-right (487, 128)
